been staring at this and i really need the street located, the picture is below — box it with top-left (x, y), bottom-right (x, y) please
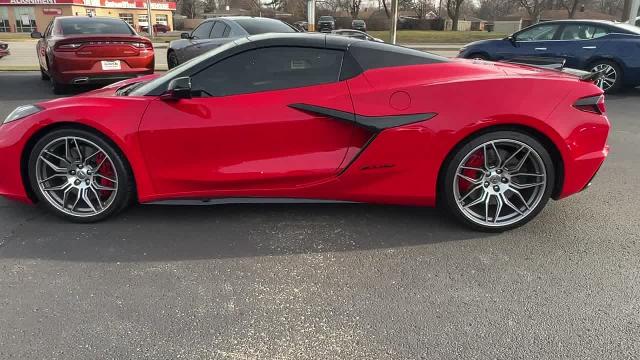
top-left (0, 72), bottom-right (639, 358)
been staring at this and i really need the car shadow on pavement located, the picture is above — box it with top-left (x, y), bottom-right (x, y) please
top-left (0, 202), bottom-right (492, 262)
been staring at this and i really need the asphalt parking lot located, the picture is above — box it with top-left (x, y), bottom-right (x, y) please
top-left (0, 72), bottom-right (639, 359)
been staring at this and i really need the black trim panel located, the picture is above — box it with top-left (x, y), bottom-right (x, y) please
top-left (288, 103), bottom-right (436, 132)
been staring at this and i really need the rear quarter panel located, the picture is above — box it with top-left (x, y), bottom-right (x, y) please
top-left (343, 62), bottom-right (605, 204)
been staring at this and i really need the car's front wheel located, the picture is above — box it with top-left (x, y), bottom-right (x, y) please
top-left (28, 128), bottom-right (134, 222)
top-left (441, 131), bottom-right (555, 232)
top-left (167, 51), bottom-right (179, 69)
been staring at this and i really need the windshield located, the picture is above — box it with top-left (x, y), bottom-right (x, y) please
top-left (59, 17), bottom-right (134, 35)
top-left (129, 40), bottom-right (242, 96)
top-left (319, 16), bottom-right (334, 21)
top-left (353, 20), bottom-right (365, 24)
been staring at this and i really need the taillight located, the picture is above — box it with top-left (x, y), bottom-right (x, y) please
top-left (574, 95), bottom-right (606, 115)
top-left (56, 43), bottom-right (83, 51)
top-left (132, 42), bottom-right (153, 49)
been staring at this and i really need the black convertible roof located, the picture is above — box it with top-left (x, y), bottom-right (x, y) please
top-left (246, 32), bottom-right (362, 50)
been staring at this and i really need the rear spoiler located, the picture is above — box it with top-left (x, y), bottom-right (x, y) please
top-left (501, 56), bottom-right (604, 83)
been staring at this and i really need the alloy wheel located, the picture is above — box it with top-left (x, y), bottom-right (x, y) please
top-left (591, 63), bottom-right (617, 92)
top-left (35, 136), bottom-right (119, 218)
top-left (453, 139), bottom-right (547, 228)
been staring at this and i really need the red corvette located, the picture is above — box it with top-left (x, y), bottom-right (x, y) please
top-left (0, 34), bottom-right (609, 231)
top-left (32, 16), bottom-right (154, 94)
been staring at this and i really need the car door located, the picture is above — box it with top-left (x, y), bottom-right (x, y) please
top-left (554, 23), bottom-right (610, 69)
top-left (500, 23), bottom-right (561, 60)
top-left (138, 46), bottom-right (356, 195)
top-left (182, 21), bottom-right (214, 60)
top-left (194, 21), bottom-right (232, 55)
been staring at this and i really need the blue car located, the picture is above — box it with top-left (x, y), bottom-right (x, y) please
top-left (458, 20), bottom-right (640, 92)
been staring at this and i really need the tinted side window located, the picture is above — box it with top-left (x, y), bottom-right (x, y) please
top-left (516, 24), bottom-right (560, 41)
top-left (192, 21), bottom-right (213, 39)
top-left (560, 24), bottom-right (595, 40)
top-left (222, 24), bottom-right (231, 37)
top-left (592, 26), bottom-right (610, 39)
top-left (191, 47), bottom-right (343, 96)
top-left (349, 41), bottom-right (448, 71)
top-left (211, 21), bottom-right (226, 38)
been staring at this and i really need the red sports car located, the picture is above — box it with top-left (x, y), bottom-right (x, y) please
top-left (32, 16), bottom-right (154, 94)
top-left (0, 34), bottom-right (610, 231)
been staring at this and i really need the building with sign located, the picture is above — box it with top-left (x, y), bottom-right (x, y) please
top-left (0, 0), bottom-right (176, 33)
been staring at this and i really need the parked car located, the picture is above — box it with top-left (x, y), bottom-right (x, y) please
top-left (167, 16), bottom-right (297, 69)
top-left (317, 16), bottom-right (335, 32)
top-left (332, 29), bottom-right (383, 42)
top-left (458, 20), bottom-right (640, 93)
top-left (140, 23), bottom-right (171, 33)
top-left (32, 16), bottom-right (154, 94)
top-left (0, 42), bottom-right (9, 59)
top-left (0, 34), bottom-right (609, 231)
top-left (293, 21), bottom-right (308, 32)
top-left (351, 19), bottom-right (366, 32)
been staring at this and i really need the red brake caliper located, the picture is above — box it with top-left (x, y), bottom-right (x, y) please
top-left (94, 153), bottom-right (115, 199)
top-left (459, 153), bottom-right (484, 192)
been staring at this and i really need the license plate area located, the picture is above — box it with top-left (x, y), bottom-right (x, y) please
top-left (101, 60), bottom-right (121, 70)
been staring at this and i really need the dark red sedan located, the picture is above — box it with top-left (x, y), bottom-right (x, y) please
top-left (0, 34), bottom-right (609, 231)
top-left (32, 16), bottom-right (154, 94)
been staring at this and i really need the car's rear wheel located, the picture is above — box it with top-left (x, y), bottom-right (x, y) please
top-left (590, 60), bottom-right (622, 93)
top-left (442, 131), bottom-right (555, 232)
top-left (167, 51), bottom-right (179, 69)
top-left (28, 128), bottom-right (134, 222)
top-left (50, 76), bottom-right (67, 95)
top-left (40, 66), bottom-right (49, 81)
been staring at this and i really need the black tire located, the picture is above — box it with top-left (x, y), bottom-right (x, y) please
top-left (468, 53), bottom-right (490, 61)
top-left (28, 128), bottom-right (135, 223)
top-left (50, 76), bottom-right (67, 95)
top-left (440, 130), bottom-right (555, 232)
top-left (589, 60), bottom-right (623, 94)
top-left (40, 66), bottom-right (50, 81)
top-left (167, 51), bottom-right (179, 69)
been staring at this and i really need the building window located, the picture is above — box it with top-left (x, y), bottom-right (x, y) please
top-left (138, 14), bottom-right (149, 26)
top-left (0, 7), bottom-right (10, 32)
top-left (119, 13), bottom-right (133, 26)
top-left (155, 14), bottom-right (168, 25)
top-left (14, 7), bottom-right (36, 33)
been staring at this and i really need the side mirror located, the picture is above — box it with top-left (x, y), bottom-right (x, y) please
top-left (180, 32), bottom-right (191, 39)
top-left (161, 77), bottom-right (192, 101)
top-left (31, 31), bottom-right (42, 39)
top-left (506, 35), bottom-right (516, 45)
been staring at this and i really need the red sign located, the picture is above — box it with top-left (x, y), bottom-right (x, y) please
top-left (0, 0), bottom-right (177, 9)
top-left (42, 7), bottom-right (62, 14)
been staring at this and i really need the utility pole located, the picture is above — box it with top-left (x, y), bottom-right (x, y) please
top-left (146, 0), bottom-right (154, 39)
top-left (307, 0), bottom-right (315, 32)
top-left (389, 0), bottom-right (398, 44)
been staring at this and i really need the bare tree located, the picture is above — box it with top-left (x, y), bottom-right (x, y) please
top-left (476, 0), bottom-right (518, 20)
top-left (411, 0), bottom-right (436, 19)
top-left (349, 0), bottom-right (363, 18)
top-left (446, 0), bottom-right (465, 30)
top-left (560, 0), bottom-right (582, 18)
top-left (519, 0), bottom-right (545, 23)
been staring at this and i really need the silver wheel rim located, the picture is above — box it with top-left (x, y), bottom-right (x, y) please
top-left (35, 136), bottom-right (118, 218)
top-left (591, 64), bottom-right (617, 91)
top-left (453, 139), bottom-right (547, 227)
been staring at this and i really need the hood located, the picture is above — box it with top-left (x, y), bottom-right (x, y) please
top-left (462, 38), bottom-right (505, 49)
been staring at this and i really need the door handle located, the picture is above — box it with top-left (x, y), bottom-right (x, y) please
top-left (534, 47), bottom-right (547, 51)
top-left (582, 46), bottom-right (597, 49)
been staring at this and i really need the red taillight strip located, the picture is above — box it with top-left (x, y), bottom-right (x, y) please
top-left (574, 95), bottom-right (606, 115)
